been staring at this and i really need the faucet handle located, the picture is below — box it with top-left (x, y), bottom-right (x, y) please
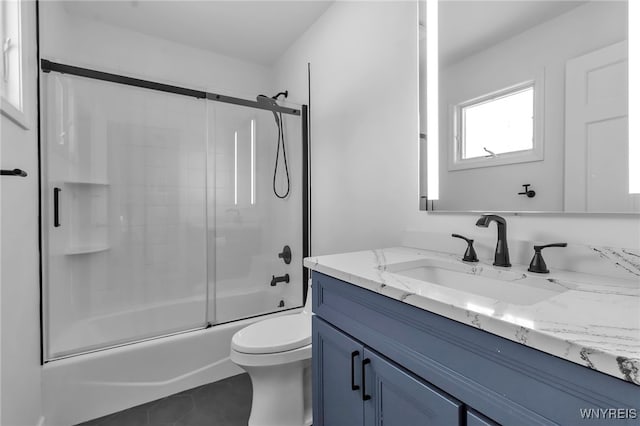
top-left (528, 243), bottom-right (567, 274)
top-left (451, 234), bottom-right (479, 262)
top-left (533, 242), bottom-right (568, 251)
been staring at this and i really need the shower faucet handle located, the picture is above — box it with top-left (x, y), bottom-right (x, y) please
top-left (278, 245), bottom-right (292, 264)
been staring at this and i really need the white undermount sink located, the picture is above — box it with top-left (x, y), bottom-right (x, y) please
top-left (385, 258), bottom-right (568, 306)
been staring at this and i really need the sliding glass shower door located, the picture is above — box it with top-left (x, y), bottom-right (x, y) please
top-left (42, 73), bottom-right (209, 359)
top-left (41, 67), bottom-right (306, 360)
top-left (210, 102), bottom-right (304, 324)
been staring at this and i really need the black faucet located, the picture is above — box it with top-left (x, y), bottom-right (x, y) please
top-left (475, 214), bottom-right (511, 267)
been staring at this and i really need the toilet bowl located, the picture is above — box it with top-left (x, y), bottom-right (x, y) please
top-left (230, 289), bottom-right (312, 426)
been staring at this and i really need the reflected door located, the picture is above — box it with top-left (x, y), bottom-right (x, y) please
top-left (565, 41), bottom-right (638, 212)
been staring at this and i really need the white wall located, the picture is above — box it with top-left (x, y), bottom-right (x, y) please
top-left (40, 2), bottom-right (273, 100)
top-left (0, 1), bottom-right (44, 424)
top-left (437, 1), bottom-right (628, 211)
top-left (273, 1), bottom-right (419, 256)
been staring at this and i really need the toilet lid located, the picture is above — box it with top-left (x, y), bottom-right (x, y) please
top-left (232, 313), bottom-right (311, 354)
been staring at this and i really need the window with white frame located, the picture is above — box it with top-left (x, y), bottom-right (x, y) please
top-left (450, 80), bottom-right (543, 170)
top-left (1, 0), bottom-right (27, 128)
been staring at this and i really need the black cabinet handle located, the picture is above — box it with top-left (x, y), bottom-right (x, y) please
top-left (53, 187), bottom-right (61, 227)
top-left (361, 358), bottom-right (371, 401)
top-left (351, 351), bottom-right (360, 391)
top-left (0, 168), bottom-right (27, 177)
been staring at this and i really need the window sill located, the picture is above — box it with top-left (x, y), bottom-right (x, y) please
top-left (448, 149), bottom-right (543, 171)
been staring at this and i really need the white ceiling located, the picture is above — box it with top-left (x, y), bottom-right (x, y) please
top-left (439, 1), bottom-right (590, 66)
top-left (63, 1), bottom-right (334, 66)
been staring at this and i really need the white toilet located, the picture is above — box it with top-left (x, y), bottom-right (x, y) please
top-left (230, 287), bottom-right (312, 426)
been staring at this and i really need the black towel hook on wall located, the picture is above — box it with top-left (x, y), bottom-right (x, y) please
top-left (0, 168), bottom-right (27, 177)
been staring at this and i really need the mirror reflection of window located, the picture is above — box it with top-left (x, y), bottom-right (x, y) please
top-left (0, 0), bottom-right (28, 128)
top-left (449, 76), bottom-right (543, 172)
top-left (422, 0), bottom-right (633, 212)
top-left (460, 85), bottom-right (534, 160)
top-left (0, 0), bottom-right (21, 109)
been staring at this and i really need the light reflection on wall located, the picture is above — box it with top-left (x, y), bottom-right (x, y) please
top-left (426, 0), bottom-right (439, 200)
top-left (251, 119), bottom-right (255, 204)
top-left (234, 130), bottom-right (238, 205)
top-left (630, 0), bottom-right (638, 194)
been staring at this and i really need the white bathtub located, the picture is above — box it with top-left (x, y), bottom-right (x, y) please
top-left (42, 289), bottom-right (302, 426)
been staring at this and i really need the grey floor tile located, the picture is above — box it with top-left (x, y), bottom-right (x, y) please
top-left (77, 374), bottom-right (252, 426)
top-left (86, 404), bottom-right (150, 426)
top-left (148, 394), bottom-right (195, 424)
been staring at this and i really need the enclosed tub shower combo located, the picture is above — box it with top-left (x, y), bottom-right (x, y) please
top-left (38, 59), bottom-right (309, 425)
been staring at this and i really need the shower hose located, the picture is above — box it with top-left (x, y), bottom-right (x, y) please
top-left (273, 110), bottom-right (290, 199)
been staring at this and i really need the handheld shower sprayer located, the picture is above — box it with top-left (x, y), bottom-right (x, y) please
top-left (256, 90), bottom-right (291, 199)
top-left (257, 95), bottom-right (280, 125)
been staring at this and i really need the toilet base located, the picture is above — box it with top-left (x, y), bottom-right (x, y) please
top-left (233, 354), bottom-right (312, 426)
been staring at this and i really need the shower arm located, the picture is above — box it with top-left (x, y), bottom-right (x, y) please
top-left (272, 90), bottom-right (288, 100)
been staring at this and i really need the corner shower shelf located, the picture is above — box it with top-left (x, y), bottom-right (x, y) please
top-left (65, 245), bottom-right (110, 255)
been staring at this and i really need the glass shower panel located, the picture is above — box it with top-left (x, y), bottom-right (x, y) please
top-left (210, 101), bottom-right (303, 323)
top-left (43, 74), bottom-right (208, 359)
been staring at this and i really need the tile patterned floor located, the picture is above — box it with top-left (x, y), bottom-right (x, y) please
top-left (77, 373), bottom-right (252, 426)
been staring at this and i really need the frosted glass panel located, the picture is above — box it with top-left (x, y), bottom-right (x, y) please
top-left (211, 102), bottom-right (303, 323)
top-left (44, 74), bottom-right (208, 358)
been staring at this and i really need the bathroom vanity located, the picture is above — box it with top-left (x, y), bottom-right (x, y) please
top-left (306, 248), bottom-right (640, 425)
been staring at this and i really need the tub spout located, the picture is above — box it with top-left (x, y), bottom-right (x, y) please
top-left (271, 274), bottom-right (290, 286)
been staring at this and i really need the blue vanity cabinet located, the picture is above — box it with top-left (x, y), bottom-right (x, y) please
top-left (313, 316), bottom-right (463, 426)
top-left (362, 347), bottom-right (462, 425)
top-left (467, 409), bottom-right (500, 426)
top-left (312, 317), bottom-right (364, 426)
top-left (312, 271), bottom-right (640, 426)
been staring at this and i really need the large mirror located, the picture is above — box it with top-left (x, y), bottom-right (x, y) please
top-left (420, 0), bottom-right (637, 213)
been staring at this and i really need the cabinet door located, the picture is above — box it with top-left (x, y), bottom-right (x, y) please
top-left (313, 317), bottom-right (365, 426)
top-left (467, 409), bottom-right (500, 426)
top-left (363, 348), bottom-right (462, 426)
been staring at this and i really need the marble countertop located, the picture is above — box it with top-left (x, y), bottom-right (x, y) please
top-left (304, 247), bottom-right (640, 385)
